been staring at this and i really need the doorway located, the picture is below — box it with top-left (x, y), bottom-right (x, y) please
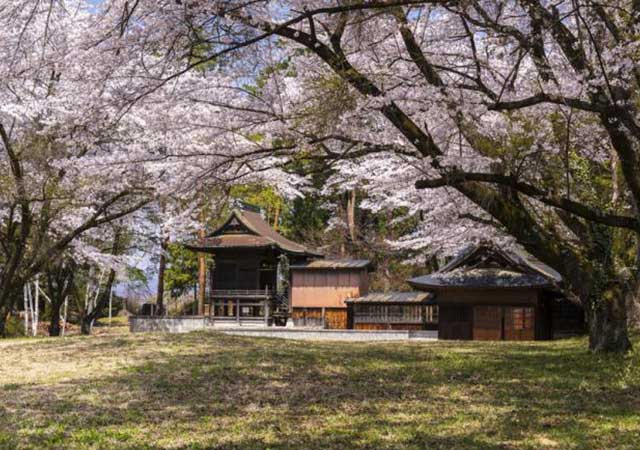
top-left (472, 306), bottom-right (535, 341)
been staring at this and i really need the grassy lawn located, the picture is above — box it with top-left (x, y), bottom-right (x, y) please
top-left (1, 323), bottom-right (639, 450)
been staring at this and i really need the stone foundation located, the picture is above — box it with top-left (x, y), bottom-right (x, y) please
top-left (128, 316), bottom-right (438, 340)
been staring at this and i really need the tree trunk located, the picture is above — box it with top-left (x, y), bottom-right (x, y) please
top-left (49, 302), bottom-right (62, 337)
top-left (0, 280), bottom-right (20, 338)
top-left (80, 318), bottom-right (92, 336)
top-left (156, 237), bottom-right (168, 316)
top-left (347, 189), bottom-right (357, 242)
top-left (0, 306), bottom-right (8, 338)
top-left (588, 283), bottom-right (632, 353)
top-left (45, 260), bottom-right (75, 337)
top-left (198, 225), bottom-right (206, 316)
top-left (273, 202), bottom-right (281, 231)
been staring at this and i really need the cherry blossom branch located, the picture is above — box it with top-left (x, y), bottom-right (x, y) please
top-left (415, 171), bottom-right (640, 231)
top-left (488, 93), bottom-right (604, 113)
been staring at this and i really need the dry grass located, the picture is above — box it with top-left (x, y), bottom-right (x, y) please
top-left (0, 322), bottom-right (639, 449)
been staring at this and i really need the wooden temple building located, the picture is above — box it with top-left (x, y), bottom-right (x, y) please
top-left (184, 206), bottom-right (583, 340)
top-left (407, 244), bottom-right (584, 340)
top-left (185, 205), bottom-right (379, 328)
top-left (185, 206), bottom-right (323, 325)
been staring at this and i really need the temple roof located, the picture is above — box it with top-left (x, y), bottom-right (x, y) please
top-left (408, 244), bottom-right (562, 290)
top-left (290, 259), bottom-right (372, 270)
top-left (185, 209), bottom-right (322, 257)
top-left (345, 291), bottom-right (434, 304)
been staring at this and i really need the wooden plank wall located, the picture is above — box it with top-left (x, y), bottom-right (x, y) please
top-left (290, 269), bottom-right (366, 308)
top-left (291, 307), bottom-right (348, 329)
top-left (441, 304), bottom-right (538, 341)
top-left (439, 305), bottom-right (473, 340)
top-left (436, 289), bottom-right (539, 305)
top-left (472, 306), bottom-right (503, 341)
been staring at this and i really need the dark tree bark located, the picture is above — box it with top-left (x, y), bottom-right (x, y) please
top-left (156, 236), bottom-right (168, 316)
top-left (46, 260), bottom-right (75, 337)
top-left (589, 283), bottom-right (632, 352)
top-left (80, 315), bottom-right (91, 335)
top-left (0, 305), bottom-right (8, 338)
top-left (49, 305), bottom-right (62, 337)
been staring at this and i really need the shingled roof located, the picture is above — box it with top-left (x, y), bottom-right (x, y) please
top-left (185, 209), bottom-right (323, 257)
top-left (408, 244), bottom-right (562, 290)
top-left (345, 291), bottom-right (434, 304)
top-left (290, 259), bottom-right (372, 270)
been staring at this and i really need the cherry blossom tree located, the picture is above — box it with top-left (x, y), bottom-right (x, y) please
top-left (0, 1), bottom-right (159, 335)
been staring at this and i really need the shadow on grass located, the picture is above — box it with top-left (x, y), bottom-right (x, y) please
top-left (1, 332), bottom-right (639, 449)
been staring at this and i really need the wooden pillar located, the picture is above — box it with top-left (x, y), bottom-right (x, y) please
top-left (273, 202), bottom-right (281, 231)
top-left (236, 299), bottom-right (240, 325)
top-left (197, 228), bottom-right (206, 315)
top-left (321, 307), bottom-right (326, 329)
top-left (264, 299), bottom-right (269, 326)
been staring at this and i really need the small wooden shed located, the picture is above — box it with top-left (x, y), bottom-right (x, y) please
top-left (345, 292), bottom-right (437, 331)
top-left (289, 259), bottom-right (372, 329)
top-left (408, 244), bottom-right (584, 341)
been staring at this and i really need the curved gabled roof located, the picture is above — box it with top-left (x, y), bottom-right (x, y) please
top-left (408, 244), bottom-right (562, 290)
top-left (185, 209), bottom-right (323, 257)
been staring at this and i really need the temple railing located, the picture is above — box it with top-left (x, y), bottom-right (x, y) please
top-left (206, 289), bottom-right (289, 325)
top-left (209, 289), bottom-right (274, 299)
top-left (208, 299), bottom-right (271, 325)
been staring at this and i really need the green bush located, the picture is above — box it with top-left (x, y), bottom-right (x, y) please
top-left (4, 314), bottom-right (25, 337)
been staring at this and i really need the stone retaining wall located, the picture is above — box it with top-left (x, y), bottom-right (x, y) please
top-left (128, 316), bottom-right (438, 341)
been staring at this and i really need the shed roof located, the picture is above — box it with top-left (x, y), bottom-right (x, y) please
top-left (408, 244), bottom-right (561, 290)
top-left (184, 209), bottom-right (322, 257)
top-left (345, 291), bottom-right (434, 304)
top-left (290, 259), bottom-right (371, 270)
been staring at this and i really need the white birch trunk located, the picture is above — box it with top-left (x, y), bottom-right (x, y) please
top-left (61, 296), bottom-right (68, 337)
top-left (108, 285), bottom-right (113, 326)
top-left (23, 284), bottom-right (29, 336)
top-left (33, 276), bottom-right (39, 337)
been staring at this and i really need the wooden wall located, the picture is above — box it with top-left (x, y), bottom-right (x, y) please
top-left (211, 249), bottom-right (278, 292)
top-left (436, 288), bottom-right (539, 306)
top-left (290, 269), bottom-right (368, 308)
top-left (439, 304), bottom-right (473, 340)
top-left (291, 307), bottom-right (348, 329)
top-left (436, 287), bottom-right (545, 341)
